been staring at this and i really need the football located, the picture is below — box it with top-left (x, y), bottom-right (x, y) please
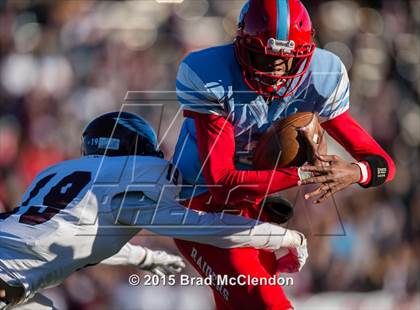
top-left (253, 112), bottom-right (320, 169)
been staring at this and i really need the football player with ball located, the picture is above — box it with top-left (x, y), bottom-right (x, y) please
top-left (173, 0), bottom-right (395, 308)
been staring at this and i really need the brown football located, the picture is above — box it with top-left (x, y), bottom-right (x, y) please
top-left (253, 112), bottom-right (320, 170)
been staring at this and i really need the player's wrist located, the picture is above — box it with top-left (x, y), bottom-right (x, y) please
top-left (352, 162), bottom-right (368, 184)
top-left (298, 167), bottom-right (313, 182)
top-left (137, 248), bottom-right (154, 269)
top-left (270, 225), bottom-right (306, 250)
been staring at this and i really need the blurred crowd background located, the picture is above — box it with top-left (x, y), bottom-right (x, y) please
top-left (0, 0), bottom-right (419, 309)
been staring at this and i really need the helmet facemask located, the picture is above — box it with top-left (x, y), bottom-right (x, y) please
top-left (234, 36), bottom-right (315, 98)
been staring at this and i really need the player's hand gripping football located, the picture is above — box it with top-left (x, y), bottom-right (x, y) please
top-left (299, 154), bottom-right (361, 204)
top-left (138, 249), bottom-right (186, 277)
top-left (297, 113), bottom-right (327, 165)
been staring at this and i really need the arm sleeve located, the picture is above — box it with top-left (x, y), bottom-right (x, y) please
top-left (111, 193), bottom-right (302, 251)
top-left (191, 111), bottom-right (300, 205)
top-left (100, 243), bottom-right (147, 266)
top-left (321, 111), bottom-right (396, 183)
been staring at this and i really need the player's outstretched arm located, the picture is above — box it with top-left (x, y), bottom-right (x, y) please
top-left (100, 243), bottom-right (185, 276)
top-left (321, 111), bottom-right (395, 185)
top-left (111, 192), bottom-right (304, 252)
top-left (299, 111), bottom-right (396, 203)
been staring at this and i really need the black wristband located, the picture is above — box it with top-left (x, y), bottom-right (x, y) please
top-left (360, 155), bottom-right (389, 188)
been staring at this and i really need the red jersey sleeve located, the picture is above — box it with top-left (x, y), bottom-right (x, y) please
top-left (186, 111), bottom-right (300, 205)
top-left (321, 111), bottom-right (396, 184)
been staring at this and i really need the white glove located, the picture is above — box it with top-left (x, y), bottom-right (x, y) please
top-left (275, 232), bottom-right (308, 273)
top-left (138, 249), bottom-right (186, 276)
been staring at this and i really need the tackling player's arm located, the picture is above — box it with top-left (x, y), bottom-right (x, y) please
top-left (99, 243), bottom-right (186, 276)
top-left (111, 192), bottom-right (305, 252)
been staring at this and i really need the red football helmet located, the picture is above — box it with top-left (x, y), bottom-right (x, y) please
top-left (235, 0), bottom-right (316, 98)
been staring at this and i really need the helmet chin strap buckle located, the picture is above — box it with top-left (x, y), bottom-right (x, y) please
top-left (266, 38), bottom-right (295, 55)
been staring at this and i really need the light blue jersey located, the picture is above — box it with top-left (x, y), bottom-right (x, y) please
top-left (173, 44), bottom-right (350, 199)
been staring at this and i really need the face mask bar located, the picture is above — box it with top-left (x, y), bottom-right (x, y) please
top-left (266, 38), bottom-right (296, 55)
top-left (235, 36), bottom-right (315, 98)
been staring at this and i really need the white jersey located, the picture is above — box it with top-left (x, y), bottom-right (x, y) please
top-left (0, 155), bottom-right (178, 301)
top-left (0, 155), bottom-right (298, 302)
